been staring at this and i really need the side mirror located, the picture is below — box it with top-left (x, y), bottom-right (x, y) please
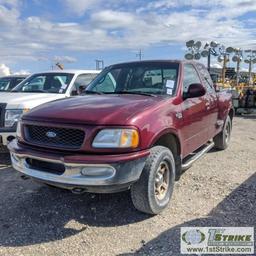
top-left (78, 85), bottom-right (86, 94)
top-left (183, 83), bottom-right (206, 99)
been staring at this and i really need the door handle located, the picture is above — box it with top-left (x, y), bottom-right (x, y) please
top-left (205, 101), bottom-right (210, 110)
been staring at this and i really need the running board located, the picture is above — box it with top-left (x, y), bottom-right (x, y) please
top-left (181, 141), bottom-right (215, 171)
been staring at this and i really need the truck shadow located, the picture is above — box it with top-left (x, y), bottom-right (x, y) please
top-left (121, 173), bottom-right (256, 255)
top-left (0, 164), bottom-right (254, 250)
top-left (0, 168), bottom-right (150, 247)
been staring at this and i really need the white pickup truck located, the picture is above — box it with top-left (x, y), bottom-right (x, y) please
top-left (0, 69), bottom-right (100, 146)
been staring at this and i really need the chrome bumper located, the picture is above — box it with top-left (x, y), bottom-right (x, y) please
top-left (10, 152), bottom-right (146, 191)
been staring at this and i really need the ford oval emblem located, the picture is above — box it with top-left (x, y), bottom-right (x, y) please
top-left (46, 131), bottom-right (57, 138)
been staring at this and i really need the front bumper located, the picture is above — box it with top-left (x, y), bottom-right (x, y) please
top-left (8, 139), bottom-right (149, 193)
top-left (0, 124), bottom-right (17, 145)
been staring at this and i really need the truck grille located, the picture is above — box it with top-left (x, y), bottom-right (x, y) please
top-left (24, 124), bottom-right (85, 149)
top-left (0, 103), bottom-right (7, 127)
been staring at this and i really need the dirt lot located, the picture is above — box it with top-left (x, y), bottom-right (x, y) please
top-left (0, 116), bottom-right (255, 256)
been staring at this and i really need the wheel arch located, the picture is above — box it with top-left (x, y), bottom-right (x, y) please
top-left (151, 130), bottom-right (182, 179)
top-left (152, 132), bottom-right (181, 156)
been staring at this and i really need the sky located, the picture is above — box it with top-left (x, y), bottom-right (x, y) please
top-left (0, 0), bottom-right (256, 75)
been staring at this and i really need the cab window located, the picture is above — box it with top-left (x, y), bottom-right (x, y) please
top-left (196, 63), bottom-right (214, 92)
top-left (12, 78), bottom-right (25, 88)
top-left (13, 73), bottom-right (74, 93)
top-left (72, 73), bottom-right (98, 95)
top-left (183, 64), bottom-right (201, 93)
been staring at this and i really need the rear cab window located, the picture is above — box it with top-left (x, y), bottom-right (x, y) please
top-left (87, 62), bottom-right (179, 96)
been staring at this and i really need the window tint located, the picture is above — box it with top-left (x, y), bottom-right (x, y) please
top-left (196, 63), bottom-right (214, 92)
top-left (142, 69), bottom-right (177, 90)
top-left (183, 64), bottom-right (201, 93)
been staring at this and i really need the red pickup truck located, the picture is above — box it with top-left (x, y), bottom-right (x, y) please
top-left (8, 60), bottom-right (233, 214)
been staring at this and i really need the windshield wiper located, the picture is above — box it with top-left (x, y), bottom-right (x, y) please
top-left (106, 91), bottom-right (156, 97)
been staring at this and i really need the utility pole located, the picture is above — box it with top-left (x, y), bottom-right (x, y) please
top-left (95, 59), bottom-right (104, 70)
top-left (136, 49), bottom-right (143, 61)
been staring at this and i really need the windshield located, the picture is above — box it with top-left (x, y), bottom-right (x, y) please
top-left (86, 62), bottom-right (179, 96)
top-left (13, 73), bottom-right (74, 93)
top-left (0, 78), bottom-right (12, 91)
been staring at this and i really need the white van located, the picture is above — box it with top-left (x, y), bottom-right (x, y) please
top-left (0, 69), bottom-right (100, 146)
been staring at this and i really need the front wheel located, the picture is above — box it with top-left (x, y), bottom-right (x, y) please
top-left (131, 146), bottom-right (176, 215)
top-left (213, 115), bottom-right (232, 150)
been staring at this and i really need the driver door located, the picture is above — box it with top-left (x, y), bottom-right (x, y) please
top-left (180, 64), bottom-right (210, 157)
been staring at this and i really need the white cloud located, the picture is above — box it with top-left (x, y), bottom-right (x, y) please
top-left (53, 56), bottom-right (77, 63)
top-left (0, 64), bottom-right (11, 76)
top-left (0, 0), bottom-right (256, 68)
top-left (0, 0), bottom-right (19, 7)
top-left (62, 0), bottom-right (99, 15)
top-left (13, 69), bottom-right (30, 75)
top-left (91, 10), bottom-right (135, 29)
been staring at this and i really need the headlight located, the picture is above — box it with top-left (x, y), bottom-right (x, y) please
top-left (16, 121), bottom-right (22, 139)
top-left (5, 109), bottom-right (29, 128)
top-left (92, 129), bottom-right (139, 148)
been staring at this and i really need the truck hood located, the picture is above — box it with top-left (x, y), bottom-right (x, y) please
top-left (0, 92), bottom-right (65, 109)
top-left (24, 94), bottom-right (165, 125)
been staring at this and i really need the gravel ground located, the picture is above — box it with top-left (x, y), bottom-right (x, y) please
top-left (0, 116), bottom-right (255, 256)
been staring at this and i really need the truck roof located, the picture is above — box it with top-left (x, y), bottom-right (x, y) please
top-left (109, 60), bottom-right (182, 67)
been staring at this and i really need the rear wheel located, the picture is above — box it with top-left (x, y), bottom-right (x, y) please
top-left (213, 115), bottom-right (232, 150)
top-left (131, 146), bottom-right (175, 214)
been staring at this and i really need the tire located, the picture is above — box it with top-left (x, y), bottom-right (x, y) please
top-left (131, 146), bottom-right (176, 215)
top-left (213, 115), bottom-right (232, 150)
